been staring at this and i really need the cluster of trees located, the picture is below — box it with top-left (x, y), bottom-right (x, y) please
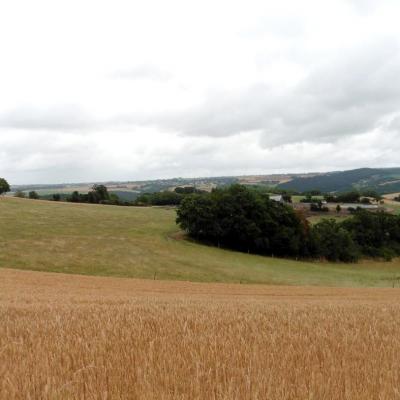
top-left (65, 185), bottom-right (206, 206)
top-left (134, 187), bottom-right (205, 206)
top-left (135, 190), bottom-right (183, 206)
top-left (3, 179), bottom-right (207, 207)
top-left (300, 195), bottom-right (322, 203)
top-left (12, 185), bottom-right (122, 204)
top-left (14, 190), bottom-right (54, 200)
top-left (176, 184), bottom-right (400, 262)
top-left (394, 196), bottom-right (400, 202)
top-left (177, 184), bottom-right (309, 257)
top-left (324, 190), bottom-right (381, 203)
top-left (66, 185), bottom-right (127, 205)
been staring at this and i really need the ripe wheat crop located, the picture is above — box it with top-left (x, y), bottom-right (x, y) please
top-left (1, 268), bottom-right (400, 399)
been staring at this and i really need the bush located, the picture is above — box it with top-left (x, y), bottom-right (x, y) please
top-left (14, 191), bottom-right (26, 198)
top-left (28, 191), bottom-right (39, 200)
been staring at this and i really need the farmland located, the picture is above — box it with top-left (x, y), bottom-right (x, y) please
top-left (2, 196), bottom-right (400, 399)
top-left (1, 268), bottom-right (400, 399)
top-left (1, 197), bottom-right (400, 287)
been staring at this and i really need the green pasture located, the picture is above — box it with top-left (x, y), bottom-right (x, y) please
top-left (1, 197), bottom-right (400, 287)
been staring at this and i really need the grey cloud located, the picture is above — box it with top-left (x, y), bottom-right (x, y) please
top-left (0, 130), bottom-right (101, 184)
top-left (132, 40), bottom-right (400, 147)
top-left (386, 115), bottom-right (400, 131)
top-left (0, 104), bottom-right (95, 131)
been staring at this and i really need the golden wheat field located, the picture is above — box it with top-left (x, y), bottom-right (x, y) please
top-left (1, 268), bottom-right (400, 399)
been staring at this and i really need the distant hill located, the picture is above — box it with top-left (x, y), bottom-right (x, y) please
top-left (10, 167), bottom-right (400, 197)
top-left (278, 168), bottom-right (400, 194)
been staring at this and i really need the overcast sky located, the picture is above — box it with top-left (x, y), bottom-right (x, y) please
top-left (1, 0), bottom-right (400, 184)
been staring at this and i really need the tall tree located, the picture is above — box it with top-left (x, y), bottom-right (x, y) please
top-left (88, 184), bottom-right (110, 203)
top-left (0, 178), bottom-right (10, 196)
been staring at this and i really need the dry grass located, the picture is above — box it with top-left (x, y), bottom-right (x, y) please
top-left (1, 268), bottom-right (400, 399)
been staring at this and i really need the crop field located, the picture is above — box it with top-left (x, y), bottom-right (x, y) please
top-left (383, 199), bottom-right (400, 215)
top-left (1, 197), bottom-right (400, 287)
top-left (1, 268), bottom-right (400, 399)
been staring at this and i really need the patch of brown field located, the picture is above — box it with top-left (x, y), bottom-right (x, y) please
top-left (383, 193), bottom-right (400, 200)
top-left (1, 268), bottom-right (400, 399)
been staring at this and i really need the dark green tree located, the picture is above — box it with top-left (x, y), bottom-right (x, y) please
top-left (68, 191), bottom-right (82, 203)
top-left (341, 210), bottom-right (400, 259)
top-left (0, 178), bottom-right (10, 195)
top-left (311, 219), bottom-right (359, 262)
top-left (88, 184), bottom-right (110, 204)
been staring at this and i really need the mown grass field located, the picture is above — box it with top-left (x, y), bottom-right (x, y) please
top-left (1, 268), bottom-right (400, 399)
top-left (1, 197), bottom-right (400, 287)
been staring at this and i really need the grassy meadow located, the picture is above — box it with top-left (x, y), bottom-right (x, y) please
top-left (1, 197), bottom-right (400, 287)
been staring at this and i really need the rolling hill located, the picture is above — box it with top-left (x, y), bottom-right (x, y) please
top-left (278, 167), bottom-right (400, 194)
top-left (1, 197), bottom-right (400, 287)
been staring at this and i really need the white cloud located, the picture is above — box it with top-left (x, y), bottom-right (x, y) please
top-left (0, 0), bottom-right (400, 183)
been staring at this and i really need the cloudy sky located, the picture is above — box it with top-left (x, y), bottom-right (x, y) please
top-left (1, 0), bottom-right (400, 184)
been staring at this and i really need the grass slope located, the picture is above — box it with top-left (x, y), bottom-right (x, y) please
top-left (1, 197), bottom-right (400, 287)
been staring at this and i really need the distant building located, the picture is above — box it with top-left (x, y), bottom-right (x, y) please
top-left (270, 195), bottom-right (283, 203)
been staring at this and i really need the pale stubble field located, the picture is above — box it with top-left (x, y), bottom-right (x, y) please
top-left (1, 268), bottom-right (400, 399)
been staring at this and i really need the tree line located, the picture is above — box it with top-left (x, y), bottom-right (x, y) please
top-left (176, 184), bottom-right (400, 262)
top-left (12, 184), bottom-right (128, 205)
top-left (1, 176), bottom-right (206, 208)
top-left (134, 187), bottom-right (205, 206)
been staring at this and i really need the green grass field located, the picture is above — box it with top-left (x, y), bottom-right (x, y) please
top-left (291, 195), bottom-right (324, 203)
top-left (1, 197), bottom-right (400, 287)
top-left (386, 201), bottom-right (400, 215)
top-left (307, 215), bottom-right (350, 224)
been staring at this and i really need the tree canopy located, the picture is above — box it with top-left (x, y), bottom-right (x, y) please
top-left (177, 184), bottom-right (310, 257)
top-left (176, 184), bottom-right (400, 262)
top-left (0, 178), bottom-right (10, 195)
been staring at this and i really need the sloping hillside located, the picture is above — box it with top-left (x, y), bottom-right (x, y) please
top-left (278, 168), bottom-right (400, 193)
top-left (1, 197), bottom-right (400, 287)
